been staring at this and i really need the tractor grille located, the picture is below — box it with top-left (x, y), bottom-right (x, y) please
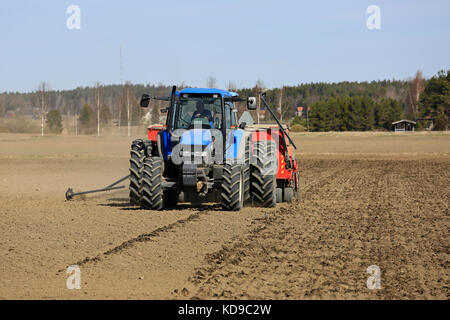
top-left (179, 145), bottom-right (209, 165)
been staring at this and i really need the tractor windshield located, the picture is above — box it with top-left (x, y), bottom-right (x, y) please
top-left (174, 95), bottom-right (223, 129)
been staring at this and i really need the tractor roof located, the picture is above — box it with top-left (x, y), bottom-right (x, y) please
top-left (177, 88), bottom-right (238, 97)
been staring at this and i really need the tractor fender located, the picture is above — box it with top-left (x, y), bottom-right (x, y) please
top-left (225, 129), bottom-right (251, 164)
top-left (235, 130), bottom-right (252, 165)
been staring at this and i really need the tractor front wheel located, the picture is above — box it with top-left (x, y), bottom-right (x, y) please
top-left (221, 163), bottom-right (244, 211)
top-left (140, 157), bottom-right (164, 210)
top-left (129, 140), bottom-right (144, 206)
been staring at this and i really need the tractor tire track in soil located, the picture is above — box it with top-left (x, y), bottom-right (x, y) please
top-left (174, 159), bottom-right (449, 299)
top-left (58, 208), bottom-right (210, 272)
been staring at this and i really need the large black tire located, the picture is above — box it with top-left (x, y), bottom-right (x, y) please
top-left (221, 163), bottom-right (244, 211)
top-left (140, 157), bottom-right (164, 210)
top-left (129, 141), bottom-right (144, 206)
top-left (250, 140), bottom-right (277, 207)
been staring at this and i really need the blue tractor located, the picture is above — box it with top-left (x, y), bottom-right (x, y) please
top-left (129, 86), bottom-right (299, 211)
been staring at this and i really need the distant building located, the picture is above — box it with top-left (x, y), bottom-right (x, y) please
top-left (296, 106), bottom-right (310, 117)
top-left (392, 119), bottom-right (416, 132)
top-left (5, 110), bottom-right (16, 118)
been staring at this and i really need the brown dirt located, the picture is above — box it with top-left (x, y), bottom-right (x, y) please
top-left (0, 132), bottom-right (448, 299)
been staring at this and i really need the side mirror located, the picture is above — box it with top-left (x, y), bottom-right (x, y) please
top-left (247, 97), bottom-right (257, 110)
top-left (160, 108), bottom-right (168, 114)
top-left (239, 122), bottom-right (246, 129)
top-left (140, 94), bottom-right (151, 108)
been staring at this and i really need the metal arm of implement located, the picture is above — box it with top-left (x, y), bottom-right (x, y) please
top-left (260, 93), bottom-right (297, 149)
top-left (65, 175), bottom-right (130, 200)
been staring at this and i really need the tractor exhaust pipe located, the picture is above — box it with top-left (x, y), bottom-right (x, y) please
top-left (65, 175), bottom-right (130, 200)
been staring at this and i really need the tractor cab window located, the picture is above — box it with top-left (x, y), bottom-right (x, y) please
top-left (174, 96), bottom-right (222, 129)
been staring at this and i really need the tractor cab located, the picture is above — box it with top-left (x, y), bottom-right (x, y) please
top-left (172, 89), bottom-right (238, 131)
top-left (171, 89), bottom-right (240, 136)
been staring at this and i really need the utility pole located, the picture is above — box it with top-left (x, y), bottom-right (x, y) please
top-left (40, 91), bottom-right (45, 137)
top-left (37, 82), bottom-right (49, 137)
top-left (119, 45), bottom-right (123, 134)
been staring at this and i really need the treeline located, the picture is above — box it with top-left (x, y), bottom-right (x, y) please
top-left (301, 97), bottom-right (402, 131)
top-left (0, 80), bottom-right (410, 121)
top-left (0, 70), bottom-right (448, 133)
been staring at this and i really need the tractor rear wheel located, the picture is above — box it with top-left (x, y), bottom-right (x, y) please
top-left (221, 163), bottom-right (244, 211)
top-left (129, 141), bottom-right (144, 206)
top-left (140, 157), bottom-right (164, 210)
top-left (250, 141), bottom-right (277, 207)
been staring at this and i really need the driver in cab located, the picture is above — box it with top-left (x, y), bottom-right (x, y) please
top-left (191, 100), bottom-right (213, 127)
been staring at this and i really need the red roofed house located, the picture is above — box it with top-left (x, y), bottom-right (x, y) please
top-left (296, 106), bottom-right (310, 118)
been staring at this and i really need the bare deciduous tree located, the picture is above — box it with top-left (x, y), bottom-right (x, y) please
top-left (36, 82), bottom-right (51, 137)
top-left (177, 81), bottom-right (186, 90)
top-left (407, 70), bottom-right (425, 119)
top-left (118, 82), bottom-right (135, 136)
top-left (255, 79), bottom-right (265, 124)
top-left (227, 81), bottom-right (237, 92)
top-left (71, 99), bottom-right (78, 136)
top-left (278, 87), bottom-right (284, 122)
top-left (206, 76), bottom-right (217, 88)
top-left (95, 82), bottom-right (103, 136)
top-left (123, 81), bottom-right (134, 137)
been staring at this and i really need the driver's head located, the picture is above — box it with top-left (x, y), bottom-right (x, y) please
top-left (196, 100), bottom-right (204, 112)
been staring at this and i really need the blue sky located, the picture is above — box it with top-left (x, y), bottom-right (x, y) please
top-left (1, 0), bottom-right (449, 92)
